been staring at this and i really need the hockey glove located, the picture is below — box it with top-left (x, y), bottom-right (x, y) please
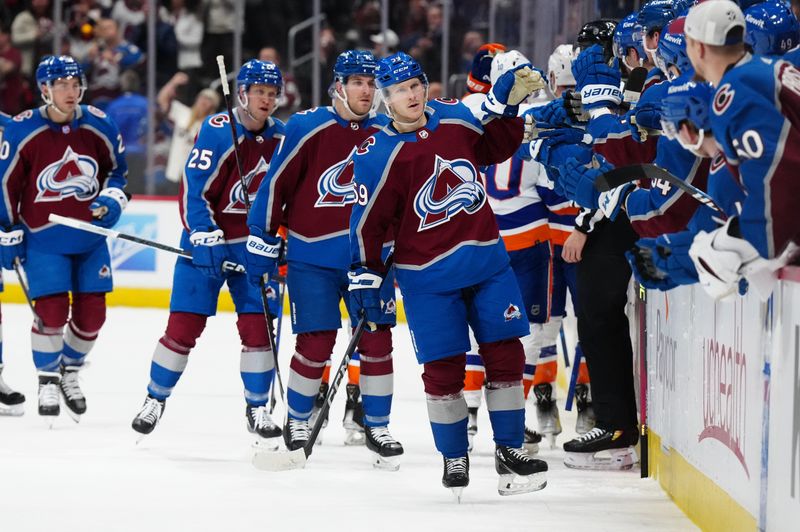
top-left (563, 90), bottom-right (589, 123)
top-left (244, 226), bottom-right (282, 287)
top-left (0, 224), bottom-right (25, 270)
top-left (347, 266), bottom-right (384, 331)
top-left (190, 227), bottom-right (229, 280)
top-left (688, 217), bottom-right (760, 300)
top-left (528, 97), bottom-right (570, 127)
top-left (90, 188), bottom-right (129, 229)
top-left (558, 155), bottom-right (615, 210)
top-left (484, 63), bottom-right (545, 117)
top-left (572, 45), bottom-right (622, 111)
top-left (625, 244), bottom-right (678, 291)
top-left (628, 102), bottom-right (662, 143)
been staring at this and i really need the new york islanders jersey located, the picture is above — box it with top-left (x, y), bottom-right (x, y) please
top-left (248, 106), bottom-right (389, 269)
top-left (0, 105), bottom-right (127, 254)
top-left (350, 99), bottom-right (524, 294)
top-left (180, 109), bottom-right (284, 242)
top-left (710, 54), bottom-right (800, 258)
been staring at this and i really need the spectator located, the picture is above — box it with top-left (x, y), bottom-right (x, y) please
top-left (66, 0), bottom-right (103, 63)
top-left (105, 69), bottom-right (147, 188)
top-left (11, 0), bottom-right (54, 79)
top-left (258, 46), bottom-right (300, 120)
top-left (128, 1), bottom-right (177, 87)
top-left (460, 30), bottom-right (483, 72)
top-left (166, 0), bottom-right (203, 74)
top-left (201, 0), bottom-right (238, 81)
top-left (157, 71), bottom-right (219, 184)
top-left (0, 25), bottom-right (28, 115)
top-left (407, 3), bottom-right (444, 81)
top-left (84, 17), bottom-right (144, 109)
top-left (370, 28), bottom-right (399, 57)
top-left (111, 0), bottom-right (145, 41)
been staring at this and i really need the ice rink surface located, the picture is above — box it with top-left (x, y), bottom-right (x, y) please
top-left (0, 304), bottom-right (696, 532)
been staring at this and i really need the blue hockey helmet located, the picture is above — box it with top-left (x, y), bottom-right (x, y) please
top-left (334, 50), bottom-right (378, 83)
top-left (737, 0), bottom-right (768, 10)
top-left (375, 52), bottom-right (427, 90)
top-left (660, 73), bottom-right (715, 152)
top-left (655, 17), bottom-right (693, 80)
top-left (36, 55), bottom-right (85, 90)
top-left (744, 1), bottom-right (800, 55)
top-left (673, 0), bottom-right (696, 17)
top-left (637, 0), bottom-right (677, 34)
top-left (614, 12), bottom-right (648, 69)
top-left (237, 59), bottom-right (283, 95)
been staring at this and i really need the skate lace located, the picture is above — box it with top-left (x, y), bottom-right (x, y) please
top-left (575, 427), bottom-right (606, 443)
top-left (288, 419), bottom-right (311, 440)
top-left (39, 383), bottom-right (59, 407)
top-left (368, 426), bottom-right (397, 445)
top-left (137, 397), bottom-right (163, 425)
top-left (446, 457), bottom-right (468, 475)
top-left (505, 447), bottom-right (532, 462)
top-left (60, 370), bottom-right (84, 401)
top-left (253, 406), bottom-right (278, 430)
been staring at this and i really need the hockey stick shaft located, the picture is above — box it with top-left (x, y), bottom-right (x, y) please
top-left (48, 214), bottom-right (245, 274)
top-left (564, 340), bottom-right (582, 411)
top-left (13, 258), bottom-right (43, 331)
top-left (559, 324), bottom-right (570, 368)
top-left (638, 283), bottom-right (649, 478)
top-left (216, 55), bottom-right (286, 406)
top-left (269, 280), bottom-right (286, 414)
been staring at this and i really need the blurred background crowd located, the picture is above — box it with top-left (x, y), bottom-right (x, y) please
top-left (0, 0), bottom-right (639, 194)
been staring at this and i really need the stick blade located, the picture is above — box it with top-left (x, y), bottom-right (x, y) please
top-left (594, 164), bottom-right (648, 192)
top-left (252, 448), bottom-right (307, 471)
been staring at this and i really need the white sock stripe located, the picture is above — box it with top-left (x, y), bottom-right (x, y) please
top-left (31, 331), bottom-right (63, 353)
top-left (364, 414), bottom-right (390, 425)
top-left (485, 384), bottom-right (524, 412)
top-left (64, 326), bottom-right (96, 356)
top-left (147, 381), bottom-right (174, 397)
top-left (292, 351), bottom-right (329, 369)
top-left (359, 373), bottom-right (393, 397)
top-left (152, 343), bottom-right (190, 373)
top-left (240, 349), bottom-right (274, 373)
top-left (287, 369), bottom-right (322, 397)
top-left (358, 353), bottom-right (392, 363)
top-left (287, 405), bottom-right (312, 420)
top-left (244, 390), bottom-right (270, 403)
top-left (426, 392), bottom-right (468, 425)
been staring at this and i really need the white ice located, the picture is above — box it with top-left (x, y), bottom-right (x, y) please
top-left (0, 304), bottom-right (696, 531)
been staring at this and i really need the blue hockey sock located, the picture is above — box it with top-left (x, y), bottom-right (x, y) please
top-left (486, 381), bottom-right (525, 448)
top-left (240, 346), bottom-right (275, 406)
top-left (31, 327), bottom-right (63, 372)
top-left (61, 323), bottom-right (97, 367)
top-left (360, 352), bottom-right (393, 427)
top-left (426, 392), bottom-right (469, 458)
top-left (147, 341), bottom-right (190, 401)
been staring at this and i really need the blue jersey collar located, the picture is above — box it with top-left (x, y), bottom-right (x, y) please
top-left (384, 105), bottom-right (440, 141)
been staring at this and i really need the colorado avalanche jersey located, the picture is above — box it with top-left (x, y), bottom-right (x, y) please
top-left (248, 106), bottom-right (389, 269)
top-left (0, 104), bottom-right (127, 254)
top-left (350, 99), bottom-right (524, 294)
top-left (710, 54), bottom-right (800, 258)
top-left (180, 109), bottom-right (284, 242)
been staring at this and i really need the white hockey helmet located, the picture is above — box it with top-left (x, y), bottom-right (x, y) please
top-left (547, 44), bottom-right (577, 94)
top-left (489, 50), bottom-right (531, 85)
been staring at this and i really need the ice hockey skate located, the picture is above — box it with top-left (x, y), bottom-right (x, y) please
top-left (523, 427), bottom-right (541, 454)
top-left (574, 383), bottom-right (596, 435)
top-left (467, 407), bottom-right (478, 452)
top-left (533, 383), bottom-right (562, 447)
top-left (563, 427), bottom-right (639, 470)
top-left (0, 366), bottom-right (25, 416)
top-left (495, 445), bottom-right (548, 496)
top-left (342, 383), bottom-right (365, 446)
top-left (308, 382), bottom-right (329, 446)
top-left (59, 365), bottom-right (86, 423)
top-left (131, 395), bottom-right (166, 442)
top-left (38, 372), bottom-right (60, 427)
top-left (365, 426), bottom-right (403, 471)
top-left (442, 455), bottom-right (469, 503)
top-left (247, 405), bottom-right (282, 451)
top-left (283, 417), bottom-right (311, 451)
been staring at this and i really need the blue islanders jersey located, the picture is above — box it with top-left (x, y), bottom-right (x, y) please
top-left (0, 105), bottom-right (127, 254)
top-left (710, 54), bottom-right (800, 258)
top-left (350, 99), bottom-right (524, 294)
top-left (248, 106), bottom-right (389, 269)
top-left (179, 109), bottom-right (284, 242)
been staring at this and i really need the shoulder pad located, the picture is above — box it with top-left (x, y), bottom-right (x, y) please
top-left (86, 105), bottom-right (107, 119)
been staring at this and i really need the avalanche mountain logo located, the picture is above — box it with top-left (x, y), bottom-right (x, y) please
top-left (223, 157), bottom-right (269, 214)
top-left (413, 156), bottom-right (485, 231)
top-left (504, 303), bottom-right (522, 322)
top-left (316, 147), bottom-right (358, 207)
top-left (35, 146), bottom-right (99, 202)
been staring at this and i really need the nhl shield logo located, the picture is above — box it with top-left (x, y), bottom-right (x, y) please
top-left (35, 146), bottom-right (100, 203)
top-left (223, 157), bottom-right (269, 214)
top-left (413, 156), bottom-right (486, 231)
top-left (315, 146), bottom-right (358, 207)
top-left (504, 303), bottom-right (522, 322)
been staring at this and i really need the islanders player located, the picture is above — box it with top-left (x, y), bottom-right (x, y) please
top-left (129, 60), bottom-right (285, 446)
top-left (349, 51), bottom-right (548, 497)
top-left (245, 50), bottom-right (403, 470)
top-left (0, 56), bottom-right (128, 424)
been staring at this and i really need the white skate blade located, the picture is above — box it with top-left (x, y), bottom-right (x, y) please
top-left (497, 471), bottom-right (547, 496)
top-left (252, 447), bottom-right (307, 471)
top-left (344, 428), bottom-right (365, 446)
top-left (0, 403), bottom-right (25, 416)
top-left (369, 450), bottom-right (400, 471)
top-left (546, 434), bottom-right (557, 449)
top-left (564, 447), bottom-right (638, 471)
top-left (251, 436), bottom-right (280, 452)
top-left (42, 415), bottom-right (57, 430)
top-left (64, 408), bottom-right (82, 424)
top-left (450, 487), bottom-right (464, 504)
top-left (523, 441), bottom-right (539, 455)
top-left (467, 434), bottom-right (474, 454)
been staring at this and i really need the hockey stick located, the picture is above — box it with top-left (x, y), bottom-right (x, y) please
top-left (216, 55), bottom-right (287, 408)
top-left (638, 283), bottom-right (649, 478)
top-left (564, 341), bottom-right (582, 411)
top-left (559, 324), bottom-right (570, 368)
top-left (12, 258), bottom-right (43, 331)
top-left (268, 279), bottom-right (286, 414)
top-left (622, 67), bottom-right (648, 107)
top-left (593, 164), bottom-right (727, 217)
top-left (48, 214), bottom-right (246, 274)
top-left (253, 256), bottom-right (394, 471)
